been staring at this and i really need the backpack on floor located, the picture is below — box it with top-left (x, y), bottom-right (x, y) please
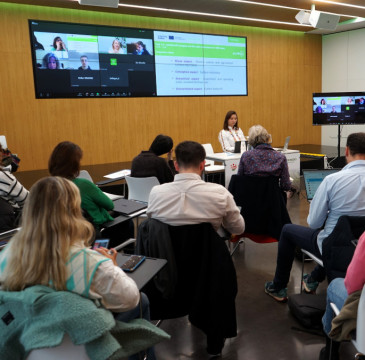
top-left (287, 293), bottom-right (326, 328)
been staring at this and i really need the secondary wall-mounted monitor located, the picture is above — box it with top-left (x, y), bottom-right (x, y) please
top-left (313, 92), bottom-right (365, 125)
top-left (29, 20), bottom-right (247, 99)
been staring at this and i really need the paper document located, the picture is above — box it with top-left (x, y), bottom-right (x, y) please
top-left (104, 169), bottom-right (131, 179)
top-left (103, 192), bottom-right (124, 201)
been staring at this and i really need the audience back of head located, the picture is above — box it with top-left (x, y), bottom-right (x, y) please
top-left (48, 141), bottom-right (82, 179)
top-left (2, 176), bottom-right (93, 291)
top-left (149, 135), bottom-right (173, 156)
top-left (175, 141), bottom-right (206, 169)
top-left (347, 132), bottom-right (365, 156)
top-left (247, 125), bottom-right (272, 148)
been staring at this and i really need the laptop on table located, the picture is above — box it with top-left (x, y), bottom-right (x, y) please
top-left (113, 198), bottom-right (147, 216)
top-left (302, 169), bottom-right (340, 202)
top-left (276, 136), bottom-right (291, 152)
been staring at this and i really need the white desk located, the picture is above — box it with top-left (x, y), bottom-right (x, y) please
top-left (206, 149), bottom-right (300, 188)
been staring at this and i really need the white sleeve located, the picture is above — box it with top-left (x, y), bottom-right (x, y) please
top-left (222, 192), bottom-right (245, 234)
top-left (90, 260), bottom-right (140, 312)
top-left (218, 130), bottom-right (234, 152)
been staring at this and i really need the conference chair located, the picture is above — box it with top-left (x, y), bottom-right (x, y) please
top-left (299, 215), bottom-right (365, 292)
top-left (228, 174), bottom-right (291, 244)
top-left (124, 175), bottom-right (159, 203)
top-left (202, 143), bottom-right (225, 184)
top-left (330, 284), bottom-right (365, 360)
top-left (135, 218), bottom-right (237, 355)
top-left (322, 215), bottom-right (365, 283)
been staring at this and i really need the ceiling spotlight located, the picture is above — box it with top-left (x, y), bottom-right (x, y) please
top-left (78, 0), bottom-right (119, 8)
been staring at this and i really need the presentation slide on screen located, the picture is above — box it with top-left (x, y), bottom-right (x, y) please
top-left (154, 31), bottom-right (247, 96)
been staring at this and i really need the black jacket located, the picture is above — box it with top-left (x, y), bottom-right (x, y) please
top-left (322, 215), bottom-right (365, 282)
top-left (228, 174), bottom-right (291, 240)
top-left (136, 219), bottom-right (238, 339)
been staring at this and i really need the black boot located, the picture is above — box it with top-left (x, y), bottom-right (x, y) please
top-left (319, 334), bottom-right (340, 360)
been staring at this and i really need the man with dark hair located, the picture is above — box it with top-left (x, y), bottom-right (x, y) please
top-left (147, 140), bottom-right (245, 235)
top-left (78, 55), bottom-right (91, 70)
top-left (265, 132), bottom-right (365, 303)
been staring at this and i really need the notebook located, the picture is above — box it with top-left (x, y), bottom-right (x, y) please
top-left (113, 198), bottom-right (147, 215)
top-left (302, 169), bottom-right (340, 201)
top-left (276, 136), bottom-right (291, 152)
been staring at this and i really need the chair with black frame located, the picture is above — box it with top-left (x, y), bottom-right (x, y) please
top-left (299, 215), bottom-right (365, 293)
top-left (322, 215), bottom-right (365, 283)
top-left (135, 218), bottom-right (238, 357)
top-left (228, 174), bottom-right (291, 245)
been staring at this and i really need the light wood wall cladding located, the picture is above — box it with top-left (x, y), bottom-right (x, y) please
top-left (0, 2), bottom-right (322, 171)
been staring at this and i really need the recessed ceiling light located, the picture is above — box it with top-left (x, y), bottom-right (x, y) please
top-left (118, 3), bottom-right (311, 27)
top-left (229, 0), bottom-right (358, 18)
top-left (313, 0), bottom-right (365, 10)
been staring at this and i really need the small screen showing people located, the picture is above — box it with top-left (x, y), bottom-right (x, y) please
top-left (313, 94), bottom-right (365, 125)
top-left (30, 20), bottom-right (156, 97)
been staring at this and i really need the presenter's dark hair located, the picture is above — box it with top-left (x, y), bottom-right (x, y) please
top-left (346, 133), bottom-right (365, 156)
top-left (48, 141), bottom-right (83, 179)
top-left (223, 110), bottom-right (239, 131)
top-left (149, 135), bottom-right (173, 156)
top-left (175, 141), bottom-right (205, 168)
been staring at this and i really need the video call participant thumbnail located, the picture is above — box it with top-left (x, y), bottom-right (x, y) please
top-left (78, 55), bottom-right (91, 70)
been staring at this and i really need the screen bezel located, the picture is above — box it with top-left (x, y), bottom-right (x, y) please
top-left (28, 19), bottom-right (248, 99)
top-left (313, 91), bottom-right (365, 126)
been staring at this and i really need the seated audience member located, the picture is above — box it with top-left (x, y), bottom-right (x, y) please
top-left (265, 132), bottom-right (365, 302)
top-left (48, 141), bottom-right (133, 247)
top-left (0, 176), bottom-right (156, 359)
top-left (131, 134), bottom-right (176, 184)
top-left (0, 144), bottom-right (28, 231)
top-left (147, 140), bottom-right (245, 235)
top-left (237, 125), bottom-right (292, 192)
top-left (218, 110), bottom-right (246, 152)
top-left (319, 231), bottom-right (365, 360)
top-left (42, 53), bottom-right (60, 69)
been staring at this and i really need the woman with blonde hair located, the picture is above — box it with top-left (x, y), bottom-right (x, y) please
top-left (0, 176), bottom-right (156, 359)
top-left (237, 125), bottom-right (291, 191)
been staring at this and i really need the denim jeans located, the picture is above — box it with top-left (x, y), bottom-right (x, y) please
top-left (322, 278), bottom-right (348, 334)
top-left (114, 292), bottom-right (156, 360)
top-left (273, 224), bottom-right (325, 289)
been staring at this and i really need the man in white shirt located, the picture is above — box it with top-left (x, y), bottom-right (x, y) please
top-left (265, 132), bottom-right (365, 303)
top-left (147, 140), bottom-right (245, 235)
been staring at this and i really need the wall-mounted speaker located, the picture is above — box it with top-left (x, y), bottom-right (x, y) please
top-left (79, 0), bottom-right (119, 8)
top-left (295, 10), bottom-right (311, 25)
top-left (309, 10), bottom-right (340, 30)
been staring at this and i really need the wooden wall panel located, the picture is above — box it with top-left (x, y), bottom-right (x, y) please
top-left (0, 2), bottom-right (322, 171)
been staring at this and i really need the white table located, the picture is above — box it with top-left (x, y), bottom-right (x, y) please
top-left (205, 149), bottom-right (300, 188)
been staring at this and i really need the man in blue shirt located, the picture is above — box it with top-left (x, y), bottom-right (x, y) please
top-left (265, 132), bottom-right (365, 302)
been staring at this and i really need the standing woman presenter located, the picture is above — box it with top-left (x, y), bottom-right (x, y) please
top-left (218, 110), bottom-right (246, 152)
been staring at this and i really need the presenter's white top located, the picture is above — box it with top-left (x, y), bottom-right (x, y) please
top-left (218, 126), bottom-right (245, 152)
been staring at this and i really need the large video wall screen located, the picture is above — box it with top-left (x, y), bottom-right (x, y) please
top-left (29, 20), bottom-right (247, 98)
